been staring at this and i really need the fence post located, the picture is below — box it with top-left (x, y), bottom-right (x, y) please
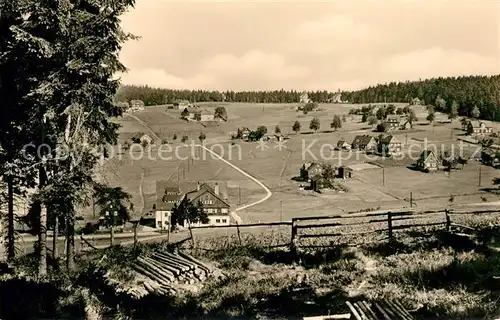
top-left (290, 219), bottom-right (297, 257)
top-left (445, 209), bottom-right (451, 232)
top-left (236, 222), bottom-right (242, 246)
top-left (387, 212), bottom-right (393, 240)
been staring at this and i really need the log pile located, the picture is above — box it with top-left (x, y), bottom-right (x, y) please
top-left (130, 250), bottom-right (223, 297)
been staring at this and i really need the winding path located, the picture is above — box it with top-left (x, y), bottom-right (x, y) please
top-left (196, 145), bottom-right (273, 224)
top-left (125, 112), bottom-right (273, 224)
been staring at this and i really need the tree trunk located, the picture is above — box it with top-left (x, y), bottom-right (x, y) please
top-left (110, 223), bottom-right (114, 247)
top-left (7, 176), bottom-right (15, 261)
top-left (38, 203), bottom-right (47, 276)
top-left (53, 216), bottom-right (59, 260)
top-left (66, 218), bottom-right (75, 272)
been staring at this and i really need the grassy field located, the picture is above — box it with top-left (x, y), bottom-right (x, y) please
top-left (90, 102), bottom-right (499, 225)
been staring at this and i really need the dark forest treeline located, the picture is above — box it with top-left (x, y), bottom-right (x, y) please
top-left (343, 75), bottom-right (500, 121)
top-left (115, 85), bottom-right (338, 104)
top-left (116, 75), bottom-right (500, 121)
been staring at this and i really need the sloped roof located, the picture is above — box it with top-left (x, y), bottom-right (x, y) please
top-left (184, 183), bottom-right (230, 207)
top-left (380, 135), bottom-right (400, 145)
top-left (306, 162), bottom-right (323, 172)
top-left (352, 135), bottom-right (375, 146)
top-left (419, 150), bottom-right (436, 162)
top-left (156, 180), bottom-right (182, 211)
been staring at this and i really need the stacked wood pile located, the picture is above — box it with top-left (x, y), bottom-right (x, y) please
top-left (346, 300), bottom-right (414, 320)
top-left (129, 250), bottom-right (223, 297)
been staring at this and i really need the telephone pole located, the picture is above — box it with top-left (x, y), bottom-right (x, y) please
top-left (478, 162), bottom-right (482, 186)
top-left (382, 167), bottom-right (385, 186)
top-left (280, 200), bottom-right (283, 222)
top-left (238, 185), bottom-right (241, 205)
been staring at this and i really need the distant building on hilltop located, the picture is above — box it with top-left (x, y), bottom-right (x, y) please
top-left (300, 92), bottom-right (312, 104)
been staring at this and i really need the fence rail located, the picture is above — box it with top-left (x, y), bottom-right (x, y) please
top-left (77, 208), bottom-right (500, 254)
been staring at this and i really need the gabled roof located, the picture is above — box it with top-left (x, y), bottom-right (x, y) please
top-left (380, 135), bottom-right (400, 145)
top-left (184, 183), bottom-right (230, 208)
top-left (419, 150), bottom-right (437, 162)
top-left (306, 162), bottom-right (323, 172)
top-left (156, 181), bottom-right (182, 211)
top-left (352, 135), bottom-right (375, 146)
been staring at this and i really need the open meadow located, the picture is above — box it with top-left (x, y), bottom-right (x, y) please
top-left (91, 102), bottom-right (500, 226)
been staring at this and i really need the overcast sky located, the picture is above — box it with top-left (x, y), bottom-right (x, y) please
top-left (119, 0), bottom-right (500, 91)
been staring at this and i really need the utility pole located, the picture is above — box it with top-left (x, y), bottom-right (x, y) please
top-left (405, 133), bottom-right (408, 145)
top-left (409, 191), bottom-right (413, 207)
top-left (280, 200), bottom-right (283, 222)
top-left (238, 185), bottom-right (241, 205)
top-left (478, 162), bottom-right (482, 186)
top-left (382, 167), bottom-right (385, 186)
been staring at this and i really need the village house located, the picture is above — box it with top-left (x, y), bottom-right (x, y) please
top-left (338, 166), bottom-right (354, 179)
top-left (300, 162), bottom-right (324, 181)
top-left (386, 115), bottom-right (401, 131)
top-left (300, 92), bottom-right (312, 104)
top-left (379, 135), bottom-right (402, 155)
top-left (195, 109), bottom-right (215, 122)
top-left (351, 135), bottom-right (377, 153)
top-left (481, 149), bottom-right (500, 168)
top-left (181, 106), bottom-right (199, 120)
top-left (154, 181), bottom-right (231, 229)
top-left (336, 140), bottom-right (351, 150)
top-left (417, 150), bottom-right (439, 172)
top-left (154, 181), bottom-right (182, 230)
top-left (410, 98), bottom-right (421, 105)
top-left (129, 99), bottom-right (145, 112)
top-left (132, 132), bottom-right (154, 145)
top-left (240, 127), bottom-right (251, 140)
top-left (330, 92), bottom-right (342, 103)
top-left (468, 121), bottom-right (495, 136)
top-left (183, 182), bottom-right (230, 227)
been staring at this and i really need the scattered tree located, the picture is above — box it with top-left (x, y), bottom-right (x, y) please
top-left (466, 121), bottom-right (474, 135)
top-left (214, 106), bottom-right (227, 120)
top-left (367, 116), bottom-right (378, 128)
top-left (396, 108), bottom-right (405, 115)
top-left (199, 132), bottom-right (206, 143)
top-left (173, 134), bottom-right (178, 141)
top-left (292, 120), bottom-right (301, 134)
top-left (171, 198), bottom-right (208, 230)
top-left (448, 100), bottom-right (459, 122)
top-left (407, 109), bottom-right (418, 128)
top-left (330, 115), bottom-right (342, 131)
top-left (93, 183), bottom-right (133, 246)
top-left (471, 105), bottom-right (481, 118)
top-left (181, 108), bottom-right (190, 118)
top-left (376, 122), bottom-right (387, 132)
top-left (274, 125), bottom-right (281, 134)
top-left (426, 109), bottom-right (435, 124)
top-left (342, 114), bottom-right (347, 123)
top-left (435, 96), bottom-right (447, 111)
top-left (309, 117), bottom-right (320, 132)
top-left (181, 135), bottom-right (189, 143)
top-left (460, 117), bottom-right (469, 131)
top-left (256, 125), bottom-right (268, 137)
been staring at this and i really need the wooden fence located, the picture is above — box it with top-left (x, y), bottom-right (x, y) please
top-left (186, 208), bottom-right (500, 253)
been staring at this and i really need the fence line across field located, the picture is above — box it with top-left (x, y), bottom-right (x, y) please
top-left (74, 207), bottom-right (500, 253)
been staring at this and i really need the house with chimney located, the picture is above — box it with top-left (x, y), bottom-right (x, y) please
top-left (183, 182), bottom-right (231, 227)
top-left (154, 180), bottom-right (231, 229)
top-left (154, 181), bottom-right (182, 230)
top-left (468, 121), bottom-right (495, 137)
